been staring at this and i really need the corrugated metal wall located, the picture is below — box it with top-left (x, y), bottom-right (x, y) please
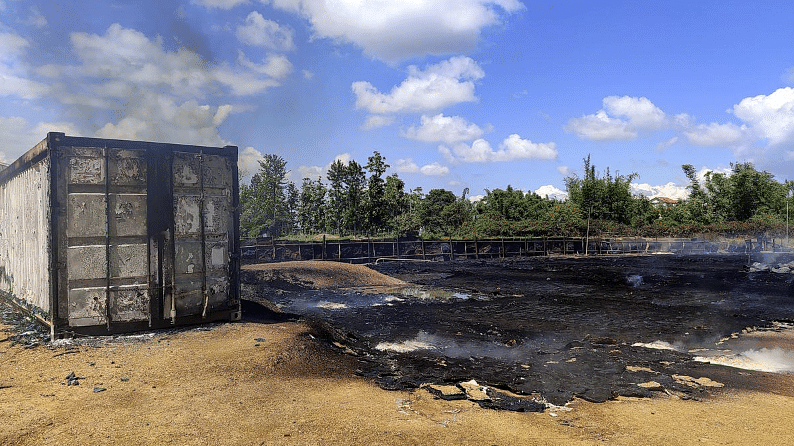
top-left (0, 157), bottom-right (51, 313)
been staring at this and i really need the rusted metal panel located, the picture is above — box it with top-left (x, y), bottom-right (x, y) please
top-left (0, 133), bottom-right (240, 337)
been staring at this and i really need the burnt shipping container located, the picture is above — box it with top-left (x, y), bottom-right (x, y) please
top-left (0, 133), bottom-right (241, 338)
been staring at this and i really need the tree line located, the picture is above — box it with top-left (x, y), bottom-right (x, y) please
top-left (240, 152), bottom-right (794, 240)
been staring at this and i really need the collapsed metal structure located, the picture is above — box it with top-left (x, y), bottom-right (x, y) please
top-left (0, 133), bottom-right (241, 338)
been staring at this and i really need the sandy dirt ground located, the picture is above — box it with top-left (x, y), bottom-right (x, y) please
top-left (2, 260), bottom-right (794, 445)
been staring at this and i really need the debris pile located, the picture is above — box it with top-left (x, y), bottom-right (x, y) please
top-left (0, 299), bottom-right (49, 347)
top-left (747, 260), bottom-right (794, 273)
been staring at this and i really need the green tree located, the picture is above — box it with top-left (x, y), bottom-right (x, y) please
top-left (544, 201), bottom-right (582, 236)
top-left (343, 160), bottom-right (366, 235)
top-left (240, 154), bottom-right (289, 238)
top-left (681, 162), bottom-right (788, 224)
top-left (418, 189), bottom-right (459, 237)
top-left (298, 177), bottom-right (327, 234)
top-left (284, 181), bottom-right (299, 235)
top-left (364, 151), bottom-right (389, 234)
top-left (383, 174), bottom-right (411, 235)
top-left (476, 185), bottom-right (551, 222)
top-left (325, 159), bottom-right (366, 235)
top-left (565, 155), bottom-right (639, 225)
top-left (478, 186), bottom-right (528, 221)
top-left (728, 162), bottom-right (786, 221)
top-left (326, 160), bottom-right (346, 234)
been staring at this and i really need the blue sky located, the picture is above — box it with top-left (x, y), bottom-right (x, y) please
top-left (2, 0), bottom-right (793, 200)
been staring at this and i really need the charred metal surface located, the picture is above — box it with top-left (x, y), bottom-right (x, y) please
top-left (0, 152), bottom-right (51, 316)
top-left (0, 133), bottom-right (240, 337)
top-left (170, 151), bottom-right (235, 319)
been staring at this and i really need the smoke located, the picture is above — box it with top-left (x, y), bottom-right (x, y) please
top-left (371, 330), bottom-right (560, 361)
top-left (634, 322), bottom-right (794, 374)
top-left (632, 340), bottom-right (679, 351)
top-left (626, 274), bottom-right (643, 287)
top-left (694, 348), bottom-right (794, 373)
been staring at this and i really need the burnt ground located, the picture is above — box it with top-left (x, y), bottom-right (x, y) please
top-left (244, 254), bottom-right (794, 408)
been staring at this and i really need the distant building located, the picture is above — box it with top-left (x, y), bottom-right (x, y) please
top-left (651, 196), bottom-right (680, 207)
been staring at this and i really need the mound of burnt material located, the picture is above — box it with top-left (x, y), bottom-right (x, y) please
top-left (294, 255), bottom-right (794, 410)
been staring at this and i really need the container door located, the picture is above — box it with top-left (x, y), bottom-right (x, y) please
top-left (63, 148), bottom-right (150, 327)
top-left (166, 152), bottom-right (234, 319)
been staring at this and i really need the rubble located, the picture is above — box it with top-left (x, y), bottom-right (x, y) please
top-left (748, 260), bottom-right (794, 273)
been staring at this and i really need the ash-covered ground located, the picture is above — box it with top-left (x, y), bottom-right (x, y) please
top-left (251, 254), bottom-right (794, 409)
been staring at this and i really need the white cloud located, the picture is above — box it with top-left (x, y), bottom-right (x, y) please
top-left (442, 139), bottom-right (494, 162)
top-left (393, 158), bottom-right (420, 174)
top-left (604, 95), bottom-right (668, 129)
top-left (556, 165), bottom-right (571, 176)
top-left (534, 184), bottom-right (567, 200)
top-left (237, 50), bottom-right (292, 79)
top-left (214, 65), bottom-right (283, 96)
top-left (628, 166), bottom-right (731, 201)
top-left (630, 182), bottom-right (689, 200)
top-left (293, 153), bottom-right (353, 182)
top-left (731, 87), bottom-right (794, 146)
top-left (238, 146), bottom-right (264, 178)
top-left (31, 121), bottom-right (83, 139)
top-left (392, 158), bottom-right (450, 177)
top-left (656, 136), bottom-right (678, 150)
top-left (438, 145), bottom-right (455, 163)
top-left (564, 89), bottom-right (793, 180)
top-left (23, 6), bottom-right (47, 28)
top-left (0, 32), bottom-right (49, 99)
top-left (683, 123), bottom-right (746, 147)
top-left (361, 115), bottom-right (395, 130)
top-left (441, 134), bottom-right (556, 163)
top-left (565, 96), bottom-right (675, 141)
top-left (296, 164), bottom-right (323, 181)
top-left (236, 11), bottom-right (295, 51)
top-left (191, 0), bottom-right (250, 9)
top-left (696, 166), bottom-right (732, 184)
top-left (784, 67), bottom-right (794, 85)
top-left (46, 23), bottom-right (289, 99)
top-left (0, 70), bottom-right (49, 99)
top-left (0, 33), bottom-right (28, 58)
top-left (420, 162), bottom-right (449, 176)
top-left (332, 153), bottom-right (352, 164)
top-left (564, 110), bottom-right (636, 141)
top-left (94, 94), bottom-right (232, 146)
top-left (0, 116), bottom-right (33, 162)
top-left (498, 134), bottom-right (557, 161)
top-left (352, 56), bottom-right (484, 115)
top-left (266, 0), bottom-right (524, 62)
top-left (0, 116), bottom-right (82, 163)
top-left (401, 113), bottom-right (484, 144)
top-left (15, 23), bottom-right (295, 147)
